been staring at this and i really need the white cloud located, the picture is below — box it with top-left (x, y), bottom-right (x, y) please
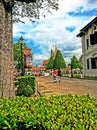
top-left (13, 0), bottom-right (97, 66)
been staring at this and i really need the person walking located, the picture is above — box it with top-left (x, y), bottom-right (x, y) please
top-left (52, 68), bottom-right (57, 82)
top-left (57, 68), bottom-right (62, 82)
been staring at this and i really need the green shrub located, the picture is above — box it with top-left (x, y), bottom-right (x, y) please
top-left (16, 75), bottom-right (35, 96)
top-left (73, 74), bottom-right (81, 78)
top-left (14, 80), bottom-right (19, 86)
top-left (0, 94), bottom-right (97, 129)
top-left (17, 85), bottom-right (33, 97)
top-left (84, 76), bottom-right (97, 80)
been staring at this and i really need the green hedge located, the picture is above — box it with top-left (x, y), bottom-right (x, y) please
top-left (84, 76), bottom-right (97, 80)
top-left (0, 94), bottom-right (97, 129)
top-left (16, 75), bottom-right (35, 96)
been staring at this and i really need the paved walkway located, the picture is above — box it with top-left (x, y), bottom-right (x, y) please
top-left (36, 76), bottom-right (97, 99)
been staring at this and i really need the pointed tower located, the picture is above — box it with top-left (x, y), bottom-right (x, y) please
top-left (51, 49), bottom-right (53, 57)
top-left (50, 42), bottom-right (58, 58)
top-left (54, 42), bottom-right (58, 57)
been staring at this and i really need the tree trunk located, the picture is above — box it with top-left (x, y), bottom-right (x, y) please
top-left (0, 1), bottom-right (15, 98)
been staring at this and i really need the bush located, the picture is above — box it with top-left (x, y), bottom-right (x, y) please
top-left (0, 94), bottom-right (97, 129)
top-left (16, 75), bottom-right (35, 96)
top-left (84, 76), bottom-right (97, 80)
top-left (17, 85), bottom-right (33, 97)
top-left (14, 80), bottom-right (19, 86)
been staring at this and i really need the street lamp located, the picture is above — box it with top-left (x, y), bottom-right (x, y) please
top-left (71, 58), bottom-right (73, 78)
top-left (19, 36), bottom-right (25, 76)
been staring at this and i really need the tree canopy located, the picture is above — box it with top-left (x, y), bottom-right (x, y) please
top-left (46, 56), bottom-right (54, 70)
top-left (13, 41), bottom-right (29, 69)
top-left (71, 56), bottom-right (83, 69)
top-left (53, 50), bottom-right (66, 69)
top-left (4, 0), bottom-right (59, 23)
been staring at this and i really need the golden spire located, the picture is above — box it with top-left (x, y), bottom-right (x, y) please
top-left (54, 42), bottom-right (57, 57)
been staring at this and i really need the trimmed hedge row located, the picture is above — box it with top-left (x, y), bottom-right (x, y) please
top-left (16, 75), bottom-right (35, 96)
top-left (0, 94), bottom-right (97, 129)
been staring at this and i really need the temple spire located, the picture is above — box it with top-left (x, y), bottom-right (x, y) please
top-left (54, 42), bottom-right (57, 57)
top-left (50, 42), bottom-right (58, 58)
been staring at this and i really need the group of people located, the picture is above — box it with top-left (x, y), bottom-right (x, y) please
top-left (52, 68), bottom-right (62, 83)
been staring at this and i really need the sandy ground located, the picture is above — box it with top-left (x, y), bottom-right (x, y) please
top-left (36, 76), bottom-right (97, 99)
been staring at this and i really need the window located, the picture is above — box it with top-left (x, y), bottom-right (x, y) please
top-left (90, 31), bottom-right (97, 45)
top-left (94, 26), bottom-right (96, 30)
top-left (86, 39), bottom-right (89, 49)
top-left (91, 58), bottom-right (97, 69)
top-left (87, 59), bottom-right (89, 69)
top-left (94, 31), bottom-right (97, 44)
top-left (90, 34), bottom-right (94, 45)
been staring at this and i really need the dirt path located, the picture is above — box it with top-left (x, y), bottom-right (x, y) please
top-left (36, 76), bottom-right (97, 99)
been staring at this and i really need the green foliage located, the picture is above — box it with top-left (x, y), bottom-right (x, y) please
top-left (12, 0), bottom-right (59, 23)
top-left (0, 94), bottom-right (97, 129)
top-left (84, 76), bottom-right (97, 80)
top-left (17, 84), bottom-right (33, 97)
top-left (53, 50), bottom-right (66, 69)
top-left (71, 56), bottom-right (82, 69)
top-left (28, 68), bottom-right (31, 72)
top-left (14, 80), bottom-right (19, 86)
top-left (17, 75), bottom-right (35, 96)
top-left (78, 62), bottom-right (83, 69)
top-left (13, 41), bottom-right (28, 69)
top-left (46, 56), bottom-right (54, 69)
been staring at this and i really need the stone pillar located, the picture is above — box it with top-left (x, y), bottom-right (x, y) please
top-left (0, 1), bottom-right (15, 98)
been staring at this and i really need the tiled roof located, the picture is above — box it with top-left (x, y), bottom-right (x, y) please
top-left (43, 59), bottom-right (49, 66)
top-left (31, 66), bottom-right (45, 71)
top-left (77, 17), bottom-right (97, 37)
top-left (24, 48), bottom-right (31, 55)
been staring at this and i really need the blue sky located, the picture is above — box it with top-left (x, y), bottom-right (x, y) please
top-left (13, 0), bottom-right (97, 66)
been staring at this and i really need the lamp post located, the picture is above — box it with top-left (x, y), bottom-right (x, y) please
top-left (19, 36), bottom-right (25, 76)
top-left (71, 58), bottom-right (73, 78)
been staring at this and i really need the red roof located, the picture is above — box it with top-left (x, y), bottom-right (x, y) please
top-left (31, 66), bottom-right (45, 71)
top-left (24, 48), bottom-right (31, 55)
top-left (42, 59), bottom-right (49, 66)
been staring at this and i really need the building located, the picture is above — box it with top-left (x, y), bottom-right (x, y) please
top-left (79, 55), bottom-right (83, 65)
top-left (24, 48), bottom-right (32, 68)
top-left (51, 44), bottom-right (58, 58)
top-left (77, 17), bottom-right (97, 77)
top-left (42, 43), bottom-right (58, 69)
top-left (42, 59), bottom-right (49, 67)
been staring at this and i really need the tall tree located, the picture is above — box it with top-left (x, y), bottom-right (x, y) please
top-left (53, 50), bottom-right (66, 69)
top-left (46, 56), bottom-right (54, 70)
top-left (13, 41), bottom-right (28, 70)
top-left (78, 62), bottom-right (83, 70)
top-left (0, 0), bottom-right (59, 98)
top-left (71, 56), bottom-right (82, 69)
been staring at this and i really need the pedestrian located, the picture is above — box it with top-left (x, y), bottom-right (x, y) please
top-left (52, 68), bottom-right (57, 82)
top-left (57, 68), bottom-right (62, 82)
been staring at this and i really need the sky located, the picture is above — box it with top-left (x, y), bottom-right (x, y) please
top-left (13, 0), bottom-right (97, 66)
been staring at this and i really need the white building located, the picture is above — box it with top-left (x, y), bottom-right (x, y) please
top-left (77, 17), bottom-right (97, 77)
